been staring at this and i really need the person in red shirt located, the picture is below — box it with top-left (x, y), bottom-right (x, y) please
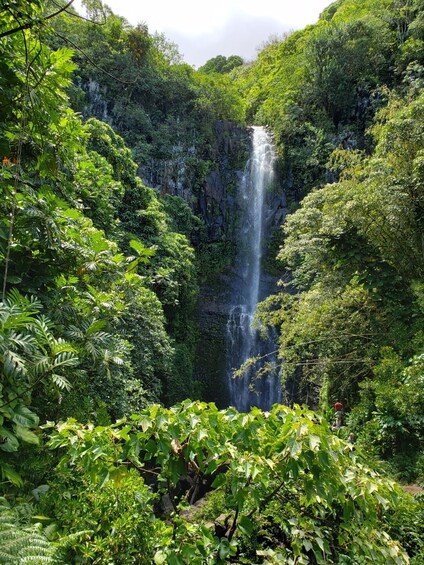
top-left (334, 401), bottom-right (343, 429)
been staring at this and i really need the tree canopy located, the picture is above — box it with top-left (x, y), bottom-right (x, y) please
top-left (0, 0), bottom-right (423, 562)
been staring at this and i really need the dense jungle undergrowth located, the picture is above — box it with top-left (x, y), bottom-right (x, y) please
top-left (0, 0), bottom-right (423, 563)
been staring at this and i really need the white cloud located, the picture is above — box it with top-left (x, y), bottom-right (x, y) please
top-left (167, 13), bottom-right (291, 67)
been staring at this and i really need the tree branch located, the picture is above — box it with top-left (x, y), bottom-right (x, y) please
top-left (0, 0), bottom-right (75, 39)
top-left (51, 0), bottom-right (106, 25)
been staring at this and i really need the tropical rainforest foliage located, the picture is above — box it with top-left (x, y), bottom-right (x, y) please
top-left (0, 0), bottom-right (423, 562)
top-left (246, 0), bottom-right (424, 484)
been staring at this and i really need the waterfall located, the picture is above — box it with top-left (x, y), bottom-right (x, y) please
top-left (226, 126), bottom-right (282, 412)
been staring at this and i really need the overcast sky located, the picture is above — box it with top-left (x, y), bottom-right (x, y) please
top-left (74, 0), bottom-right (333, 67)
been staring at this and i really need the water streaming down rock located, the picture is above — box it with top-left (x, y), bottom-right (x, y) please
top-left (226, 126), bottom-right (282, 412)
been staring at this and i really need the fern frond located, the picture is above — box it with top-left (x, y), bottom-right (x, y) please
top-left (50, 299), bottom-right (78, 323)
top-left (51, 339), bottom-right (77, 355)
top-left (0, 310), bottom-right (36, 331)
top-left (85, 261), bottom-right (98, 272)
top-left (56, 529), bottom-right (93, 549)
top-left (88, 331), bottom-right (110, 344)
top-left (52, 352), bottom-right (78, 369)
top-left (65, 326), bottom-right (84, 341)
top-left (51, 373), bottom-right (71, 391)
top-left (111, 356), bottom-right (124, 366)
top-left (86, 319), bottom-right (107, 335)
top-left (31, 317), bottom-right (54, 344)
top-left (32, 355), bottom-right (51, 377)
top-left (85, 341), bottom-right (101, 359)
top-left (8, 332), bottom-right (37, 350)
top-left (42, 524), bottom-right (57, 540)
top-left (3, 350), bottom-right (27, 378)
top-left (5, 290), bottom-right (41, 312)
top-left (0, 509), bottom-right (61, 564)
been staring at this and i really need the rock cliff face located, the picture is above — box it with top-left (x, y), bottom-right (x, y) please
top-left (128, 120), bottom-right (259, 405)
top-left (137, 120), bottom-right (251, 242)
top-left (192, 125), bottom-right (287, 407)
top-left (135, 120), bottom-right (290, 407)
top-left (199, 121), bottom-right (252, 242)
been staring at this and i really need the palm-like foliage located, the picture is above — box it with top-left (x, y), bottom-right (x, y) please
top-left (0, 290), bottom-right (40, 382)
top-left (0, 504), bottom-right (61, 565)
top-left (0, 290), bottom-right (78, 484)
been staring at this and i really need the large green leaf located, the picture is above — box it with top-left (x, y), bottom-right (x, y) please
top-left (11, 405), bottom-right (39, 428)
top-left (13, 424), bottom-right (39, 445)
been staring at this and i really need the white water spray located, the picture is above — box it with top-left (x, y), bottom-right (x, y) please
top-left (226, 126), bottom-right (281, 411)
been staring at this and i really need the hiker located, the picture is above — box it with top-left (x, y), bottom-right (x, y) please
top-left (334, 401), bottom-right (343, 413)
top-left (334, 401), bottom-right (343, 429)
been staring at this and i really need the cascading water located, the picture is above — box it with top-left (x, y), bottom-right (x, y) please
top-left (226, 126), bottom-right (282, 412)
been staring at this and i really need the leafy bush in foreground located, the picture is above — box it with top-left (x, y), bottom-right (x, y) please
top-left (38, 401), bottom-right (417, 564)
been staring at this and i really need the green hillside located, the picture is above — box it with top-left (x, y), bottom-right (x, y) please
top-left (0, 0), bottom-right (423, 562)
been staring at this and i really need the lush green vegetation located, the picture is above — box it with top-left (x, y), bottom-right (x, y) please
top-left (0, 0), bottom-right (423, 562)
top-left (22, 403), bottom-right (424, 563)
top-left (256, 90), bottom-right (424, 481)
top-left (236, 0), bottom-right (423, 200)
top-left (0, 0), bottom-right (203, 458)
top-left (199, 55), bottom-right (245, 75)
top-left (47, 0), bottom-right (246, 198)
top-left (244, 0), bottom-right (424, 485)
